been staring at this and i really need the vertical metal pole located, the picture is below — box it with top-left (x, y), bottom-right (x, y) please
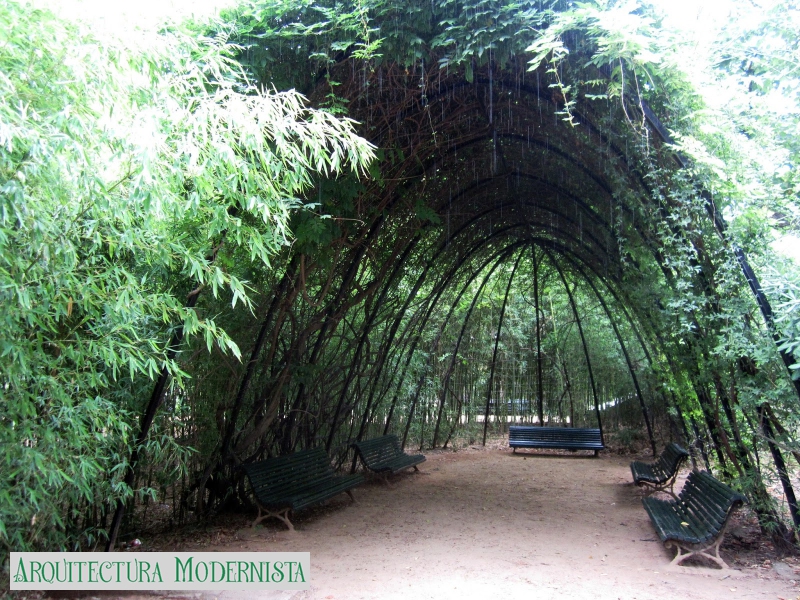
top-left (483, 251), bottom-right (524, 445)
top-left (533, 247), bottom-right (544, 425)
top-left (546, 250), bottom-right (603, 443)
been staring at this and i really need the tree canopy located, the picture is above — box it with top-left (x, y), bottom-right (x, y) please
top-left (2, 0), bottom-right (800, 558)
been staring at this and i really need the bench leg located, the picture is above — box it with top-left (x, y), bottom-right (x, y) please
top-left (644, 483), bottom-right (677, 500)
top-left (667, 540), bottom-right (730, 569)
top-left (647, 473), bottom-right (681, 499)
top-left (664, 480), bottom-right (679, 501)
top-left (253, 506), bottom-right (295, 531)
top-left (345, 489), bottom-right (357, 502)
top-left (635, 479), bottom-right (680, 500)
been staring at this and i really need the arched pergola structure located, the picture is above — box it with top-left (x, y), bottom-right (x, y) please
top-left (202, 55), bottom-right (701, 461)
top-left (120, 0), bottom-right (800, 547)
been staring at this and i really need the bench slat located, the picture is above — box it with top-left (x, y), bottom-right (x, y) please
top-left (283, 474), bottom-right (365, 511)
top-left (242, 447), bottom-right (364, 529)
top-left (642, 470), bottom-right (746, 567)
top-left (508, 426), bottom-right (603, 455)
top-left (352, 434), bottom-right (425, 478)
top-left (631, 442), bottom-right (689, 497)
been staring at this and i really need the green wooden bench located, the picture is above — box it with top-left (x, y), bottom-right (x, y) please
top-left (642, 470), bottom-right (746, 568)
top-left (351, 434), bottom-right (425, 484)
top-left (630, 442), bottom-right (690, 498)
top-left (242, 447), bottom-right (364, 531)
top-left (508, 426), bottom-right (604, 456)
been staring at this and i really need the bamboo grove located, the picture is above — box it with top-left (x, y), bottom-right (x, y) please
top-left (3, 0), bottom-right (800, 558)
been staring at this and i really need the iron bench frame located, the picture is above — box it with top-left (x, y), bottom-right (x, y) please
top-left (630, 442), bottom-right (690, 498)
top-left (351, 434), bottom-right (425, 484)
top-left (642, 469), bottom-right (746, 569)
top-left (508, 425), bottom-right (604, 456)
top-left (242, 447), bottom-right (364, 531)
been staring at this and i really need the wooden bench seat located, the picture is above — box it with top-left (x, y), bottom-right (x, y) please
top-left (508, 426), bottom-right (604, 456)
top-left (351, 434), bottom-right (425, 484)
top-left (642, 470), bottom-right (746, 568)
top-left (242, 447), bottom-right (364, 530)
top-left (631, 442), bottom-right (690, 498)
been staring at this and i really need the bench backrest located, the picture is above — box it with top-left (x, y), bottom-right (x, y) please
top-left (509, 426), bottom-right (602, 445)
top-left (678, 470), bottom-right (747, 522)
top-left (656, 442), bottom-right (689, 474)
top-left (242, 447), bottom-right (335, 498)
top-left (352, 434), bottom-right (403, 465)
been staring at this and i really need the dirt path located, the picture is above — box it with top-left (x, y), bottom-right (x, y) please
top-left (53, 445), bottom-right (799, 600)
top-left (197, 446), bottom-right (798, 600)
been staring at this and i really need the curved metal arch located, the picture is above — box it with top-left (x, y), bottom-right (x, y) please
top-left (541, 246), bottom-right (603, 441)
top-left (430, 189), bottom-right (615, 265)
top-left (447, 216), bottom-right (610, 268)
top-left (398, 239), bottom-right (531, 445)
top-left (431, 172), bottom-right (615, 238)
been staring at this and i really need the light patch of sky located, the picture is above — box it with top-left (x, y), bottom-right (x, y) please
top-left (772, 234), bottom-right (800, 264)
top-left (649, 0), bottom-right (800, 264)
top-left (647, 0), bottom-right (739, 102)
top-left (35, 0), bottom-right (237, 30)
top-left (648, 0), bottom-right (735, 37)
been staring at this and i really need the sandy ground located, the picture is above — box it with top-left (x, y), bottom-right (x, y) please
top-left (50, 444), bottom-right (800, 600)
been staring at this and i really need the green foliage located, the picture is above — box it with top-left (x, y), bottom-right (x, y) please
top-left (4, 0), bottom-right (800, 555)
top-left (763, 269), bottom-right (800, 375)
top-left (0, 0), bottom-right (373, 553)
top-left (215, 0), bottom-right (800, 541)
top-left (226, 0), bottom-right (556, 87)
top-left (525, 0), bottom-right (689, 127)
top-left (432, 0), bottom-right (552, 75)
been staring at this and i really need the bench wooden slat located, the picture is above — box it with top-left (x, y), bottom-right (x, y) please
top-left (508, 426), bottom-right (604, 456)
top-left (351, 434), bottom-right (425, 483)
top-left (283, 475), bottom-right (364, 511)
top-left (630, 442), bottom-right (689, 497)
top-left (642, 470), bottom-right (746, 568)
top-left (242, 447), bottom-right (364, 530)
